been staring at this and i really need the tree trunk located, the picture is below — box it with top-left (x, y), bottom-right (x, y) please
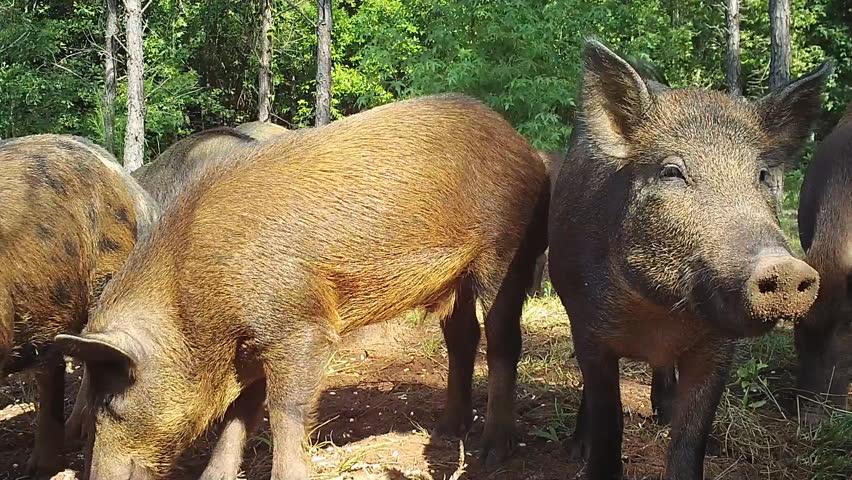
top-left (769, 0), bottom-right (791, 91)
top-left (670, 0), bottom-right (680, 27)
top-left (258, 0), bottom-right (273, 122)
top-left (123, 0), bottom-right (145, 172)
top-left (103, 0), bottom-right (118, 153)
top-left (315, 0), bottom-right (332, 126)
top-left (726, 0), bottom-right (741, 96)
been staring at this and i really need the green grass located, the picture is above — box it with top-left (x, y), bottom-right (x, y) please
top-left (798, 412), bottom-right (852, 479)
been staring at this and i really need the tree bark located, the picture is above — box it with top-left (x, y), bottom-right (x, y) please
top-left (315, 0), bottom-right (332, 126)
top-left (258, 0), bottom-right (273, 122)
top-left (769, 0), bottom-right (791, 91)
top-left (123, 0), bottom-right (145, 172)
top-left (726, 0), bottom-right (741, 96)
top-left (103, 0), bottom-right (118, 153)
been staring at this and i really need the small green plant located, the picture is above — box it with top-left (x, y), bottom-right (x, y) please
top-left (538, 281), bottom-right (554, 298)
top-left (420, 335), bottom-right (445, 358)
top-left (532, 399), bottom-right (572, 442)
top-left (736, 358), bottom-right (770, 409)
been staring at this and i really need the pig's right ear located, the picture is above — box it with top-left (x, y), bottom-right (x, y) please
top-left (55, 332), bottom-right (140, 374)
top-left (580, 39), bottom-right (653, 161)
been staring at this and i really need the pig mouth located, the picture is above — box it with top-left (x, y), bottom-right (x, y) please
top-left (688, 279), bottom-right (779, 338)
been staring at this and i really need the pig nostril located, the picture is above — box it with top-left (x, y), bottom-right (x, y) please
top-left (798, 279), bottom-right (815, 292)
top-left (758, 278), bottom-right (778, 294)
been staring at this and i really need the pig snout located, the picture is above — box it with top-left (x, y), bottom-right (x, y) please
top-left (745, 255), bottom-right (819, 323)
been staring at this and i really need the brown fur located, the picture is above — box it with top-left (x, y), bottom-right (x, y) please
top-left (132, 127), bottom-right (257, 207)
top-left (58, 94), bottom-right (549, 479)
top-left (0, 134), bottom-right (155, 478)
top-left (549, 40), bottom-right (829, 480)
top-left (796, 103), bottom-right (852, 415)
top-left (234, 120), bottom-right (289, 141)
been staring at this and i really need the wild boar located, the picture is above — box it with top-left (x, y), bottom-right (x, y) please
top-left (235, 120), bottom-right (289, 141)
top-left (796, 102), bottom-right (852, 420)
top-left (549, 40), bottom-right (828, 480)
top-left (131, 128), bottom-right (257, 206)
top-left (0, 134), bottom-right (158, 478)
top-left (56, 94), bottom-right (549, 479)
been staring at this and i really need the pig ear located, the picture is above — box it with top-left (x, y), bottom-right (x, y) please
top-left (758, 61), bottom-right (833, 162)
top-left (580, 39), bottom-right (653, 160)
top-left (55, 332), bottom-right (140, 373)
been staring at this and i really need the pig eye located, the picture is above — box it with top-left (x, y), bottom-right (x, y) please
top-left (759, 168), bottom-right (773, 187)
top-left (660, 164), bottom-right (686, 182)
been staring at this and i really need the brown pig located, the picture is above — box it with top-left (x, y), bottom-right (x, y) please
top-left (796, 102), bottom-right (852, 420)
top-left (56, 94), bottom-right (549, 480)
top-left (549, 40), bottom-right (829, 480)
top-left (0, 134), bottom-right (159, 478)
top-left (235, 120), bottom-right (289, 141)
top-left (131, 127), bottom-right (257, 206)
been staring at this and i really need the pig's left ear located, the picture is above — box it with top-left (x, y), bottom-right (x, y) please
top-left (758, 61), bottom-right (833, 161)
top-left (580, 38), bottom-right (654, 161)
top-left (55, 331), bottom-right (141, 376)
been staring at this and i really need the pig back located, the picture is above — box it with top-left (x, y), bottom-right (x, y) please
top-left (235, 121), bottom-right (289, 141)
top-left (133, 128), bottom-right (257, 207)
top-left (125, 95), bottom-right (547, 334)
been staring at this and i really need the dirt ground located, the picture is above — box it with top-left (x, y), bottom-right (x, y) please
top-left (1, 299), bottom-right (849, 480)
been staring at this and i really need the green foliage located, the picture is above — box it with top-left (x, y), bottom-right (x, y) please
top-left (1, 0), bottom-right (851, 162)
top-left (0, 0), bottom-right (102, 138)
top-left (735, 358), bottom-right (770, 409)
top-left (531, 398), bottom-right (572, 442)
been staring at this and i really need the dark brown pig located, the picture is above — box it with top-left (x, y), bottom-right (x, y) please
top-left (131, 127), bottom-right (257, 206)
top-left (56, 93), bottom-right (549, 480)
top-left (796, 103), bottom-right (852, 420)
top-left (235, 120), bottom-right (289, 141)
top-left (549, 40), bottom-right (829, 480)
top-left (0, 134), bottom-right (158, 478)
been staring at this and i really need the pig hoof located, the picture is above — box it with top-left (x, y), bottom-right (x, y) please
top-left (563, 436), bottom-right (589, 461)
top-left (25, 452), bottom-right (62, 480)
top-left (435, 412), bottom-right (472, 439)
top-left (652, 406), bottom-right (673, 426)
top-left (478, 428), bottom-right (514, 467)
top-left (62, 429), bottom-right (82, 453)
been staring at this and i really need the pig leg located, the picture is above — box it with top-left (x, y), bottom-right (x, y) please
top-left (480, 255), bottom-right (541, 465)
top-left (651, 366), bottom-right (677, 425)
top-left (527, 252), bottom-right (547, 297)
top-left (436, 280), bottom-right (480, 438)
top-left (480, 197), bottom-right (548, 466)
top-left (64, 365), bottom-right (88, 451)
top-left (27, 359), bottom-right (66, 478)
top-left (200, 379), bottom-right (267, 480)
top-left (266, 328), bottom-right (332, 480)
top-left (573, 339), bottom-right (623, 480)
top-left (665, 340), bottom-right (733, 480)
top-left (563, 387), bottom-right (590, 460)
